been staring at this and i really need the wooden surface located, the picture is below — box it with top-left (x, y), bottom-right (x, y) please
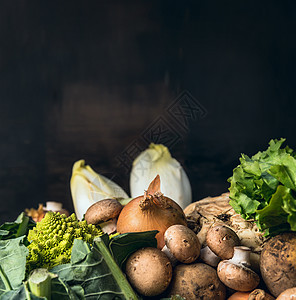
top-left (0, 1), bottom-right (295, 222)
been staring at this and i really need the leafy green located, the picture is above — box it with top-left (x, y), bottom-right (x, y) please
top-left (50, 277), bottom-right (81, 300)
top-left (229, 138), bottom-right (296, 236)
top-left (0, 213), bottom-right (35, 243)
top-left (0, 283), bottom-right (45, 300)
top-left (0, 270), bottom-right (83, 300)
top-left (107, 230), bottom-right (158, 269)
top-left (51, 237), bottom-right (139, 299)
top-left (0, 224), bottom-right (158, 299)
top-left (0, 236), bottom-right (29, 295)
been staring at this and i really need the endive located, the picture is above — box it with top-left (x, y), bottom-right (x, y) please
top-left (130, 144), bottom-right (192, 209)
top-left (70, 160), bottom-right (129, 220)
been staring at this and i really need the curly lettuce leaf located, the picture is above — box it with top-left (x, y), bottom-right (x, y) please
top-left (255, 185), bottom-right (292, 235)
top-left (229, 138), bottom-right (296, 236)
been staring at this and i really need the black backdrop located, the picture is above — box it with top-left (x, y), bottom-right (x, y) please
top-left (1, 1), bottom-right (295, 222)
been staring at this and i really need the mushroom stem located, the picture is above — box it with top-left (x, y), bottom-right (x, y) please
top-left (161, 245), bottom-right (178, 266)
top-left (229, 246), bottom-right (251, 267)
top-left (200, 246), bottom-right (220, 267)
top-left (99, 218), bottom-right (118, 234)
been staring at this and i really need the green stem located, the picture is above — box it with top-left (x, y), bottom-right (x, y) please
top-left (94, 236), bottom-right (139, 300)
top-left (28, 268), bottom-right (55, 300)
top-left (24, 282), bottom-right (33, 300)
top-left (0, 265), bottom-right (12, 291)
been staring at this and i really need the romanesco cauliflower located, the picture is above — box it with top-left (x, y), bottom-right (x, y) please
top-left (27, 211), bottom-right (103, 272)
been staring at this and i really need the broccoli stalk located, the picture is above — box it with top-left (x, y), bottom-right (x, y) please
top-left (27, 268), bottom-right (57, 299)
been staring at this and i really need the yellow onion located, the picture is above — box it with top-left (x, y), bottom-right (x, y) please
top-left (117, 175), bottom-right (187, 249)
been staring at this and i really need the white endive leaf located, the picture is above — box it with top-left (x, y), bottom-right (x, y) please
top-left (130, 144), bottom-right (192, 209)
top-left (70, 160), bottom-right (129, 220)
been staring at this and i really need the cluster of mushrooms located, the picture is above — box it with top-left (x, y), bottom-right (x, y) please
top-left (84, 195), bottom-right (296, 300)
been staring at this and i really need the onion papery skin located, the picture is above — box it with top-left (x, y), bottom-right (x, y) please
top-left (116, 193), bottom-right (187, 249)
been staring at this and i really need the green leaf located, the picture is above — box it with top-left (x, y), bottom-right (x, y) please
top-left (282, 190), bottom-right (296, 231)
top-left (0, 236), bottom-right (29, 295)
top-left (268, 155), bottom-right (296, 190)
top-left (229, 138), bottom-right (296, 236)
top-left (0, 268), bottom-right (80, 300)
top-left (0, 283), bottom-right (46, 300)
top-left (51, 238), bottom-right (139, 300)
top-left (255, 185), bottom-right (290, 232)
top-left (51, 277), bottom-right (82, 300)
top-left (0, 213), bottom-right (35, 244)
top-left (108, 230), bottom-right (158, 269)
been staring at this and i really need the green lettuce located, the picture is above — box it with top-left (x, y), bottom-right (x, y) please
top-left (228, 138), bottom-right (296, 236)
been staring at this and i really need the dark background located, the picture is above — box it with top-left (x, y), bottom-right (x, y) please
top-left (1, 1), bottom-right (295, 222)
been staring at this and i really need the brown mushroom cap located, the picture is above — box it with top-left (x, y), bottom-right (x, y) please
top-left (164, 224), bottom-right (201, 264)
top-left (217, 259), bottom-right (260, 292)
top-left (125, 247), bottom-right (172, 297)
top-left (276, 287), bottom-right (296, 300)
top-left (206, 225), bottom-right (240, 260)
top-left (84, 198), bottom-right (123, 224)
top-left (167, 263), bottom-right (226, 299)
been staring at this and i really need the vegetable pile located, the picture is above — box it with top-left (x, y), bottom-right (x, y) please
top-left (228, 138), bottom-right (296, 236)
top-left (2, 140), bottom-right (296, 299)
top-left (0, 212), bottom-right (157, 299)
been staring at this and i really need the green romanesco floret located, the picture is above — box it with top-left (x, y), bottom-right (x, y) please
top-left (26, 211), bottom-right (103, 272)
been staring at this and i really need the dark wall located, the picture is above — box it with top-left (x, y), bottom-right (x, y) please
top-left (1, 1), bottom-right (295, 222)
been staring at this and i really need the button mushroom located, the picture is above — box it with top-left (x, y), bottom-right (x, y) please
top-left (167, 262), bottom-right (226, 300)
top-left (84, 198), bottom-right (123, 234)
top-left (125, 247), bottom-right (172, 297)
top-left (217, 246), bottom-right (260, 292)
top-left (162, 224), bottom-right (201, 265)
top-left (206, 224), bottom-right (240, 260)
